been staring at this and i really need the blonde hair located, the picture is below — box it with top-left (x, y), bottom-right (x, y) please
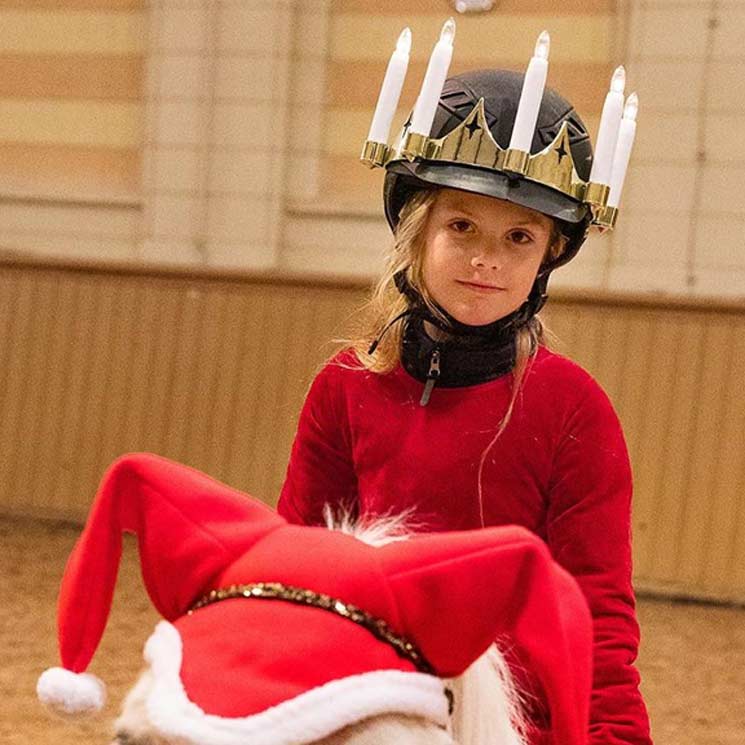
top-left (338, 186), bottom-right (565, 526)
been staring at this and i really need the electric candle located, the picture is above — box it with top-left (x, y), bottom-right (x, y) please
top-left (367, 28), bottom-right (412, 144)
top-left (508, 30), bottom-right (550, 153)
top-left (409, 18), bottom-right (456, 137)
top-left (589, 66), bottom-right (626, 186)
top-left (607, 93), bottom-right (638, 208)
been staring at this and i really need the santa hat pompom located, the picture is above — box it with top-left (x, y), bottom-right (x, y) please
top-left (37, 667), bottom-right (106, 717)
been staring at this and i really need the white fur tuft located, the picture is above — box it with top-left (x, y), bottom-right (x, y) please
top-left (323, 504), bottom-right (419, 547)
top-left (37, 667), bottom-right (106, 717)
top-left (447, 644), bottom-right (528, 745)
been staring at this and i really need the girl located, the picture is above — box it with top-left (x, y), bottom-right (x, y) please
top-left (278, 70), bottom-right (652, 745)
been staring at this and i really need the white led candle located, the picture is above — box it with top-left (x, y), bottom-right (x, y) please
top-left (409, 18), bottom-right (456, 137)
top-left (508, 30), bottom-right (550, 153)
top-left (367, 28), bottom-right (412, 144)
top-left (607, 93), bottom-right (638, 208)
top-left (589, 66), bottom-right (626, 186)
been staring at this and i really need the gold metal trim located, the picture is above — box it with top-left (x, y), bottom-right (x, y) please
top-left (593, 205), bottom-right (618, 230)
top-left (188, 581), bottom-right (435, 674)
top-left (584, 181), bottom-right (610, 207)
top-left (401, 131), bottom-right (442, 161)
top-left (360, 140), bottom-right (391, 168)
top-left (503, 149), bottom-right (529, 174)
top-left (360, 99), bottom-right (622, 231)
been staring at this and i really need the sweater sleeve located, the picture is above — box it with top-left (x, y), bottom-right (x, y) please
top-left (545, 378), bottom-right (652, 745)
top-left (277, 363), bottom-right (359, 526)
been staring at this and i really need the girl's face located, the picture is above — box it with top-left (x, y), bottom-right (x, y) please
top-left (421, 188), bottom-right (556, 327)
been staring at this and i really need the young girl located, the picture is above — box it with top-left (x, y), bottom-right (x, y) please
top-left (278, 69), bottom-right (652, 745)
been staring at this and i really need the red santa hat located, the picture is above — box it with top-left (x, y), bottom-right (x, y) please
top-left (38, 452), bottom-right (593, 745)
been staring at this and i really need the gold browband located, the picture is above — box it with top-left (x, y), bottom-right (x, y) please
top-left (188, 581), bottom-right (435, 675)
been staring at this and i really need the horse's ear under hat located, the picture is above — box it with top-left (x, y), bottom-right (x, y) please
top-left (38, 453), bottom-right (592, 745)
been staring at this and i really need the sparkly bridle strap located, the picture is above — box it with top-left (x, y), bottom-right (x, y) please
top-left (188, 581), bottom-right (435, 675)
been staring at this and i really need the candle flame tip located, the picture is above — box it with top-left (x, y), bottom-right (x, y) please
top-left (441, 17), bottom-right (456, 43)
top-left (624, 92), bottom-right (639, 120)
top-left (535, 29), bottom-right (550, 58)
top-left (397, 27), bottom-right (412, 53)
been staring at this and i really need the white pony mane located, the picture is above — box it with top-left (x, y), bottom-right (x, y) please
top-left (322, 504), bottom-right (417, 546)
top-left (323, 504), bottom-right (529, 745)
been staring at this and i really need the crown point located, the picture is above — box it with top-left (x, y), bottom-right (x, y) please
top-left (397, 27), bottom-right (412, 54)
top-left (624, 92), bottom-right (639, 121)
top-left (611, 66), bottom-right (626, 93)
top-left (441, 17), bottom-right (456, 44)
top-left (535, 30), bottom-right (550, 59)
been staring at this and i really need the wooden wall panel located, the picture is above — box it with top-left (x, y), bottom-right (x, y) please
top-left (2, 260), bottom-right (745, 603)
top-left (543, 302), bottom-right (745, 603)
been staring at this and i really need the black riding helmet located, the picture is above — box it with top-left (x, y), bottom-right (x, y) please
top-left (383, 69), bottom-right (595, 320)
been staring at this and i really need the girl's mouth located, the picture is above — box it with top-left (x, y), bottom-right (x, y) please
top-left (457, 280), bottom-right (506, 292)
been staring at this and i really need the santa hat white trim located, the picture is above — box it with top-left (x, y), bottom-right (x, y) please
top-left (143, 621), bottom-right (449, 745)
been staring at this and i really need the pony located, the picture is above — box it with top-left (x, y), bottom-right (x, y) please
top-left (37, 453), bottom-right (592, 745)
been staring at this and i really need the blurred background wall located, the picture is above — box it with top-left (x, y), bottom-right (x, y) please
top-left (1, 0), bottom-right (744, 604)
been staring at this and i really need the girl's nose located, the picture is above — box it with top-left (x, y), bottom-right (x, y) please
top-left (470, 247), bottom-right (503, 270)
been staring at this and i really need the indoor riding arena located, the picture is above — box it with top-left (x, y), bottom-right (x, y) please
top-left (2, 2), bottom-right (745, 745)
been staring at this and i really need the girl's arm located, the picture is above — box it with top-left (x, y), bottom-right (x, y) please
top-left (546, 378), bottom-right (653, 745)
top-left (278, 363), bottom-right (359, 526)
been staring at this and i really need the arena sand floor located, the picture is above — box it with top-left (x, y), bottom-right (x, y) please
top-left (2, 517), bottom-right (743, 745)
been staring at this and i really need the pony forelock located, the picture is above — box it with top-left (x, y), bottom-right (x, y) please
top-left (322, 504), bottom-right (420, 547)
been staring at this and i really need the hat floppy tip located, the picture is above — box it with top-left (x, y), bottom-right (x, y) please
top-left (37, 667), bottom-right (106, 717)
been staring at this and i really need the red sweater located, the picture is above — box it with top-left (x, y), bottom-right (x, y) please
top-left (278, 346), bottom-right (652, 745)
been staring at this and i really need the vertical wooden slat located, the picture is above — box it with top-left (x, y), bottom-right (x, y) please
top-left (696, 319), bottom-right (745, 594)
top-left (68, 277), bottom-right (119, 504)
top-left (648, 315), bottom-right (707, 585)
top-left (180, 286), bottom-right (229, 472)
top-left (204, 288), bottom-right (253, 481)
top-left (8, 272), bottom-right (61, 512)
top-left (222, 287), bottom-right (271, 494)
top-left (139, 283), bottom-right (186, 456)
top-left (55, 278), bottom-right (109, 508)
top-left (96, 280), bottom-right (148, 461)
top-left (0, 274), bottom-right (38, 511)
top-left (676, 319), bottom-right (733, 589)
top-left (248, 289), bottom-right (297, 502)
top-left (625, 314), bottom-right (673, 580)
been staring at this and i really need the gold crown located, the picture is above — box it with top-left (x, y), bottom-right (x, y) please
top-left (361, 98), bottom-right (617, 230)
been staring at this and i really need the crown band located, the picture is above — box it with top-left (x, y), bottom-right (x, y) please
top-left (362, 97), bottom-right (617, 228)
top-left (188, 581), bottom-right (435, 675)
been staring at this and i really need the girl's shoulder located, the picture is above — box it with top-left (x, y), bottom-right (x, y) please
top-left (307, 347), bottom-right (370, 393)
top-left (528, 346), bottom-right (615, 410)
top-left (531, 346), bottom-right (595, 383)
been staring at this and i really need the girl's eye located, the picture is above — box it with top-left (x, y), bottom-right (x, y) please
top-left (449, 219), bottom-right (474, 233)
top-left (508, 230), bottom-right (534, 245)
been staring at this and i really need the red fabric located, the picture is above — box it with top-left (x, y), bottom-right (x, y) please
top-left (278, 346), bottom-right (653, 745)
top-left (58, 452), bottom-right (284, 672)
top-left (57, 451), bottom-right (592, 739)
top-left (176, 522), bottom-right (592, 742)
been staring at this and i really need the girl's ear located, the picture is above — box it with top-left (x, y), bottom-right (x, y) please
top-left (545, 231), bottom-right (568, 263)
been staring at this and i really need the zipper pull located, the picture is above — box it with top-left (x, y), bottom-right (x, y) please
top-left (420, 348), bottom-right (441, 407)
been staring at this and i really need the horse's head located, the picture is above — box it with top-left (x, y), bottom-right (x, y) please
top-left (39, 453), bottom-right (592, 745)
